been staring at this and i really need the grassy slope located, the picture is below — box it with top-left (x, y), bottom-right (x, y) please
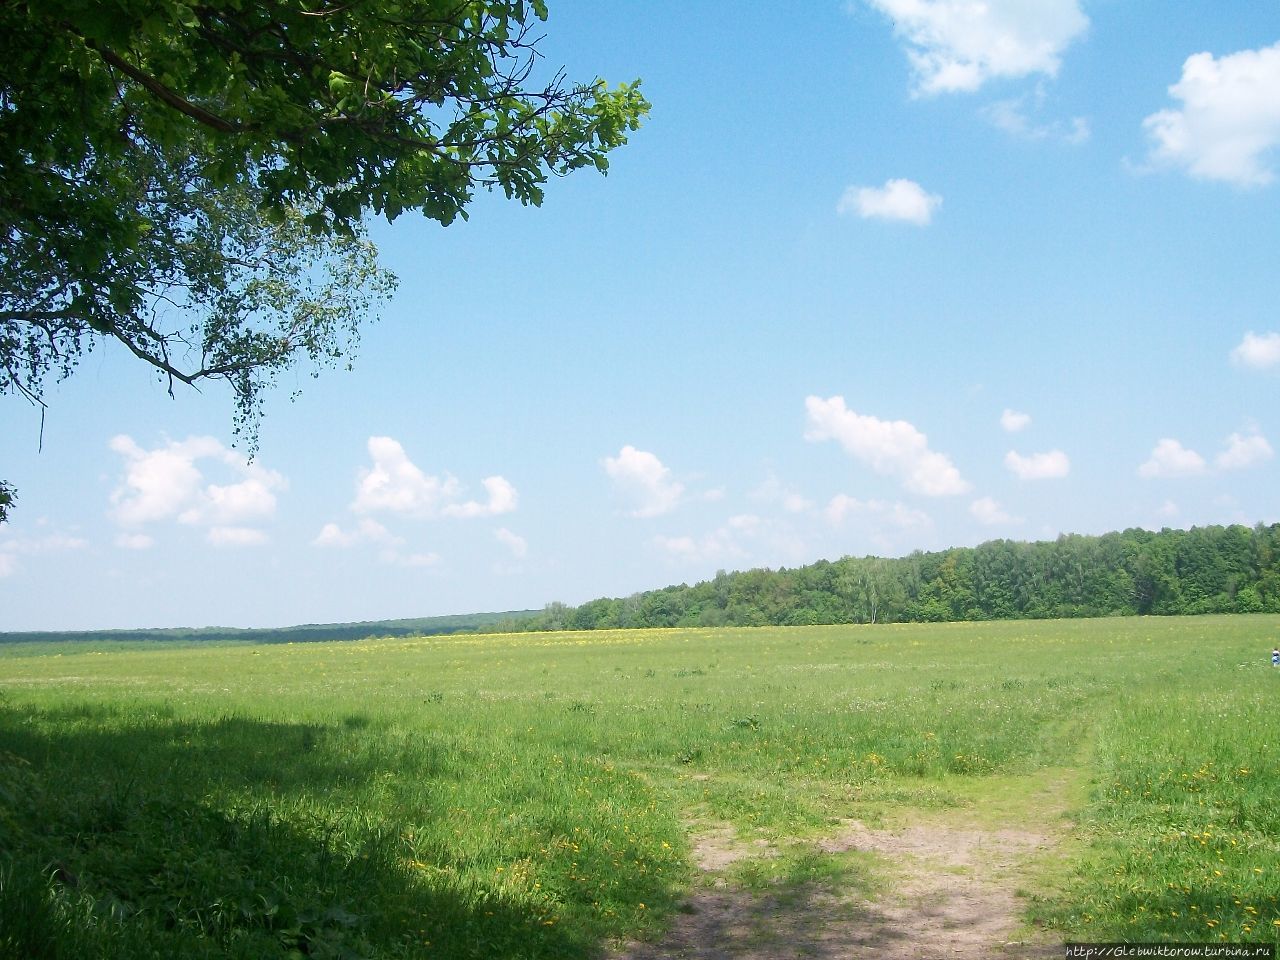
top-left (1, 615), bottom-right (1278, 957)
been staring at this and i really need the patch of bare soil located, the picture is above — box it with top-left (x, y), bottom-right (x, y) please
top-left (693, 825), bottom-right (778, 876)
top-left (612, 819), bottom-right (1062, 960)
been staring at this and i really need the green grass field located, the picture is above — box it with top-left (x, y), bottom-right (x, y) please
top-left (2, 615), bottom-right (1278, 957)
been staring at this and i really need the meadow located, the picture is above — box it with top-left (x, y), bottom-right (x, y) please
top-left (1, 615), bottom-right (1278, 957)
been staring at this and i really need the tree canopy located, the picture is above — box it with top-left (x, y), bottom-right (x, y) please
top-left (1, 0), bottom-right (649, 512)
top-left (498, 524), bottom-right (1280, 632)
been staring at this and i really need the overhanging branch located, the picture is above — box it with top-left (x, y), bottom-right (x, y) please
top-left (80, 37), bottom-right (242, 134)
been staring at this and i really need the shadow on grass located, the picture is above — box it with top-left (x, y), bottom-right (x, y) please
top-left (619, 880), bottom-right (916, 960)
top-left (0, 703), bottom-right (590, 960)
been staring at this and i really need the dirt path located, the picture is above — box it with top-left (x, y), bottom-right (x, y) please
top-left (611, 776), bottom-right (1076, 960)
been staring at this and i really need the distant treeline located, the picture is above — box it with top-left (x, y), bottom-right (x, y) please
top-left (511, 524), bottom-right (1280, 632)
top-left (0, 610), bottom-right (541, 646)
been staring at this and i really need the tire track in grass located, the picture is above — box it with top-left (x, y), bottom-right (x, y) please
top-left (612, 766), bottom-right (1083, 959)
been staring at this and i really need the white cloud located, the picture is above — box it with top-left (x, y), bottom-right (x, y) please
top-left (653, 515), bottom-right (763, 564)
top-left (1231, 331), bottom-right (1280, 369)
top-left (782, 493), bottom-right (814, 514)
top-left (1216, 431), bottom-right (1274, 471)
top-left (866, 0), bottom-right (1088, 95)
top-left (0, 531), bottom-right (89, 578)
top-left (838, 178), bottom-right (941, 225)
top-left (825, 495), bottom-right (931, 530)
top-left (0, 533), bottom-right (89, 554)
top-left (1138, 432), bottom-right (1273, 477)
top-left (108, 435), bottom-right (285, 544)
top-left (495, 527), bottom-right (528, 559)
top-left (314, 522), bottom-right (352, 547)
top-left (207, 526), bottom-right (268, 547)
top-left (985, 90), bottom-right (1089, 143)
top-left (805, 395), bottom-right (969, 496)
top-left (1143, 42), bottom-right (1280, 186)
top-left (651, 512), bottom-right (811, 567)
top-left (350, 437), bottom-right (516, 520)
top-left (602, 445), bottom-right (685, 517)
top-left (180, 476), bottom-right (281, 527)
top-left (442, 476), bottom-right (518, 519)
top-left (654, 534), bottom-right (704, 560)
top-left (1000, 408), bottom-right (1031, 433)
top-left (970, 496), bottom-right (1020, 525)
top-left (312, 515), bottom-right (442, 568)
top-left (751, 475), bottom-right (814, 514)
top-left (312, 518), bottom-right (398, 548)
top-left (1138, 439), bottom-right (1207, 478)
top-left (115, 532), bottom-right (154, 550)
top-left (352, 436), bottom-right (459, 516)
top-left (109, 435), bottom-right (217, 525)
top-left (1004, 449), bottom-right (1070, 480)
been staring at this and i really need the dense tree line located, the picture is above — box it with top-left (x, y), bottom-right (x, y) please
top-left (0, 611), bottom-right (541, 645)
top-left (499, 524), bottom-right (1280, 632)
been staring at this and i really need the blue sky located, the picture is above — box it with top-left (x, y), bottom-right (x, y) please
top-left (3, 0), bottom-right (1280, 631)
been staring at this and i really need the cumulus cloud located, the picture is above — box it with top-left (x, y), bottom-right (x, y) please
top-left (109, 435), bottom-right (217, 526)
top-left (1231, 331), bottom-right (1280, 369)
top-left (1000, 408), bottom-right (1031, 433)
top-left (1138, 432), bottom-right (1274, 477)
top-left (495, 527), bottom-right (528, 559)
top-left (805, 395), bottom-right (969, 496)
top-left (1216, 431), bottom-right (1274, 471)
top-left (182, 477), bottom-right (280, 528)
top-left (838, 178), bottom-right (941, 225)
top-left (1004, 449), bottom-right (1070, 480)
top-left (443, 476), bottom-right (518, 519)
top-left (866, 0), bottom-right (1089, 95)
top-left (1143, 42), bottom-right (1280, 186)
top-left (602, 445), bottom-right (685, 517)
top-left (1138, 439), bottom-right (1207, 478)
top-left (970, 496), bottom-right (1020, 525)
top-left (352, 437), bottom-right (458, 515)
top-left (108, 435), bottom-right (285, 543)
top-left (351, 437), bottom-right (516, 519)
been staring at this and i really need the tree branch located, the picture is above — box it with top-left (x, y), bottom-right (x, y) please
top-left (78, 36), bottom-right (242, 134)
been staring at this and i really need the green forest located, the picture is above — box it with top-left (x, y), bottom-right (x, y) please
top-left (505, 523), bottom-right (1280, 633)
top-left (0, 611), bottom-right (540, 646)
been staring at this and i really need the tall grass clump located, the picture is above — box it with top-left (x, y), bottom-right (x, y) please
top-left (1038, 642), bottom-right (1280, 945)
